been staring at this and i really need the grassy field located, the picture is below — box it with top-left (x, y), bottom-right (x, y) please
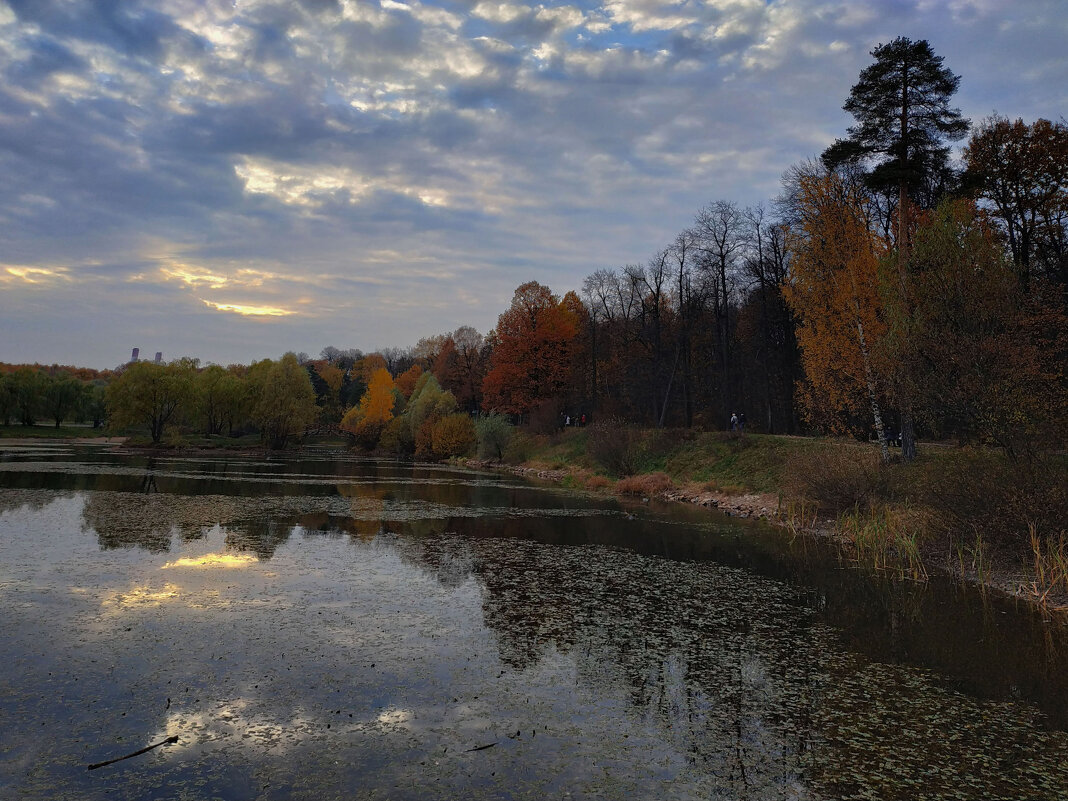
top-left (0, 424), bottom-right (107, 439)
top-left (505, 426), bottom-right (873, 495)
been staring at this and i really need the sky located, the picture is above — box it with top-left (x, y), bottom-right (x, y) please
top-left (1, 0), bottom-right (1066, 369)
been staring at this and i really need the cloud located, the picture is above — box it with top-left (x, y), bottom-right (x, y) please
top-left (0, 0), bottom-right (1065, 367)
top-left (1, 264), bottom-right (71, 285)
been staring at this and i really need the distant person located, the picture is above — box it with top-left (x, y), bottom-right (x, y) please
top-left (739, 412), bottom-right (746, 432)
top-left (730, 412), bottom-right (738, 431)
top-left (565, 415), bottom-right (571, 427)
top-left (580, 414), bottom-right (586, 426)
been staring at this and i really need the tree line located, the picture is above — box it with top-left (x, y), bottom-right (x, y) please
top-left (3, 37), bottom-right (1064, 461)
top-left (0, 365), bottom-right (108, 428)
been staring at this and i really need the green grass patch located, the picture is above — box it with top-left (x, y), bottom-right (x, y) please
top-left (0, 424), bottom-right (106, 439)
top-left (507, 428), bottom-right (597, 471)
top-left (661, 432), bottom-right (818, 493)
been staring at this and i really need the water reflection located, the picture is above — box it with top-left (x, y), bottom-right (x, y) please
top-left (161, 552), bottom-right (257, 570)
top-left (101, 582), bottom-right (182, 610)
top-left (1, 445), bottom-right (1067, 800)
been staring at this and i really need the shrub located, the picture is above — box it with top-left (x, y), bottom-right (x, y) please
top-left (351, 417), bottom-right (385, 450)
top-left (919, 450), bottom-right (1068, 553)
top-left (503, 430), bottom-right (537, 463)
top-left (430, 413), bottom-right (477, 459)
top-left (527, 399), bottom-right (563, 434)
top-left (414, 419), bottom-right (435, 458)
top-left (378, 415), bottom-right (413, 454)
top-left (587, 417), bottom-right (644, 476)
top-left (475, 413), bottom-right (513, 460)
top-left (782, 444), bottom-right (890, 512)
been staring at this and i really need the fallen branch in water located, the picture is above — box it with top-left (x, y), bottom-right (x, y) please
top-left (464, 742), bottom-right (497, 752)
top-left (87, 735), bottom-right (179, 771)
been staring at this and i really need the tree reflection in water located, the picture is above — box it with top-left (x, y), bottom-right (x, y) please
top-left (2, 447), bottom-right (1067, 799)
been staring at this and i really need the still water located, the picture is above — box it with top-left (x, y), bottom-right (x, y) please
top-left (1, 443), bottom-right (1066, 800)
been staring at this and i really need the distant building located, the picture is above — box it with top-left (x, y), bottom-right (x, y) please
top-left (130, 347), bottom-right (139, 363)
top-left (154, 352), bottom-right (162, 364)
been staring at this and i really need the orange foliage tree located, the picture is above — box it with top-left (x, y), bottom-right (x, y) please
top-left (428, 326), bottom-right (486, 413)
top-left (394, 364), bottom-right (423, 399)
top-left (784, 171), bottom-right (893, 460)
top-left (481, 281), bottom-right (580, 418)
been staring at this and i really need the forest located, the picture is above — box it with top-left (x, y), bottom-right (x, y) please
top-left (7, 41), bottom-right (1063, 458)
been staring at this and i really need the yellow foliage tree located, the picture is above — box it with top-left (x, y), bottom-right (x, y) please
top-left (316, 364), bottom-right (344, 396)
top-left (429, 413), bottom-right (476, 459)
top-left (342, 367), bottom-right (395, 448)
top-left (784, 171), bottom-right (893, 461)
top-left (360, 368), bottom-right (395, 425)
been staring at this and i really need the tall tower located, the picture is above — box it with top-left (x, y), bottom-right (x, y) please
top-left (131, 347), bottom-right (139, 362)
top-left (154, 352), bottom-right (162, 364)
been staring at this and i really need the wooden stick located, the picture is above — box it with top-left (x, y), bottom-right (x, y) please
top-left (464, 742), bottom-right (497, 752)
top-left (87, 735), bottom-right (179, 771)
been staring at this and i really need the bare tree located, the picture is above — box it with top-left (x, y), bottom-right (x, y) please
top-left (693, 200), bottom-right (746, 427)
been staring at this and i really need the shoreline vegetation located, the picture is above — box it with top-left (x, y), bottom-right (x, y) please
top-left (454, 426), bottom-right (1068, 619)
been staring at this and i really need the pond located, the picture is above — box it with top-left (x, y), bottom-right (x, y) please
top-left (1, 443), bottom-right (1066, 800)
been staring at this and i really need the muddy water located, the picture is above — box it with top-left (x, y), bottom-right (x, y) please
top-left (1, 443), bottom-right (1066, 800)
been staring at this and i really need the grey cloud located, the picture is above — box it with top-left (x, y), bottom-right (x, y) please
top-left (152, 93), bottom-right (339, 159)
top-left (6, 0), bottom-right (184, 60)
top-left (5, 33), bottom-right (87, 85)
top-left (334, 14), bottom-right (425, 67)
top-left (482, 15), bottom-right (560, 43)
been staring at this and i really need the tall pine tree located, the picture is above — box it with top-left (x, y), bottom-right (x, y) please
top-left (822, 36), bottom-right (969, 249)
top-left (822, 37), bottom-right (969, 460)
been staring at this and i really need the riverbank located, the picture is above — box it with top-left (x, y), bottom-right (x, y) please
top-left (5, 429), bottom-right (1063, 615)
top-left (462, 426), bottom-right (1068, 616)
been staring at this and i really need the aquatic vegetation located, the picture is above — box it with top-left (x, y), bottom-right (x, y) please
top-left (838, 503), bottom-right (929, 581)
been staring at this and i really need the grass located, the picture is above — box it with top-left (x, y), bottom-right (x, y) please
top-left (504, 428), bottom-right (597, 472)
top-left (616, 472), bottom-right (675, 496)
top-left (511, 427), bottom-right (825, 490)
top-left (1029, 524), bottom-right (1068, 607)
top-left (505, 428), bottom-right (875, 498)
top-left (661, 432), bottom-right (822, 493)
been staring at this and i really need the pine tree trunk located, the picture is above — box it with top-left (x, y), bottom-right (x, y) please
top-left (900, 411), bottom-right (917, 462)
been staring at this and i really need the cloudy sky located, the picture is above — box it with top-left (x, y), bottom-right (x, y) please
top-left (1, 0), bottom-right (1065, 369)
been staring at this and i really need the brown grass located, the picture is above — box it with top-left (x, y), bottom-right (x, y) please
top-left (615, 472), bottom-right (675, 496)
top-left (584, 474), bottom-right (613, 491)
top-left (1029, 523), bottom-right (1068, 606)
top-left (837, 502), bottom-right (930, 581)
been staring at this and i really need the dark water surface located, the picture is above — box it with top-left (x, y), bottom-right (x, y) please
top-left (1, 443), bottom-right (1066, 800)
